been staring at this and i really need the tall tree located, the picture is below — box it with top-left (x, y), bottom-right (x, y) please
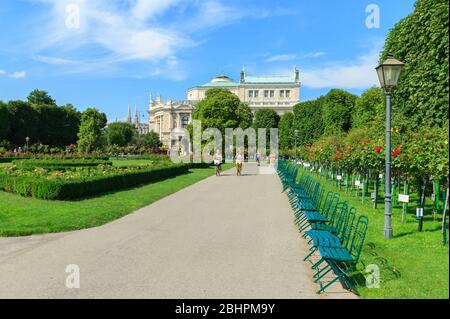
top-left (352, 87), bottom-right (385, 129)
top-left (236, 102), bottom-right (253, 129)
top-left (142, 131), bottom-right (162, 150)
top-left (77, 108), bottom-right (107, 153)
top-left (7, 100), bottom-right (39, 147)
top-left (27, 90), bottom-right (56, 106)
top-left (0, 101), bottom-right (10, 143)
top-left (191, 88), bottom-right (241, 133)
top-left (253, 109), bottom-right (280, 144)
top-left (293, 98), bottom-right (324, 146)
top-left (381, 0), bottom-right (449, 128)
top-left (279, 112), bottom-right (294, 152)
top-left (106, 122), bottom-right (135, 147)
top-left (321, 89), bottom-right (357, 135)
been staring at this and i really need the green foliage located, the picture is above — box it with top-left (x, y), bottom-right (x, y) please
top-left (278, 112), bottom-right (294, 151)
top-left (352, 87), bottom-right (385, 129)
top-left (191, 88), bottom-right (241, 133)
top-left (381, 0), bottom-right (449, 128)
top-left (293, 98), bottom-right (324, 146)
top-left (7, 100), bottom-right (39, 146)
top-left (77, 108), bottom-right (107, 154)
top-left (27, 90), bottom-right (56, 106)
top-left (236, 102), bottom-right (253, 129)
top-left (106, 122), bottom-right (135, 147)
top-left (0, 101), bottom-right (10, 142)
top-left (34, 103), bottom-right (81, 147)
top-left (321, 89), bottom-right (357, 135)
top-left (0, 162), bottom-right (188, 200)
top-left (12, 159), bottom-right (112, 170)
top-left (253, 109), bottom-right (280, 130)
top-left (141, 131), bottom-right (162, 149)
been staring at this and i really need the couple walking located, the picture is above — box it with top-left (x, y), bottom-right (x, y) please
top-left (213, 150), bottom-right (244, 176)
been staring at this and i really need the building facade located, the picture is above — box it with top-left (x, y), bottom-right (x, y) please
top-left (187, 68), bottom-right (301, 115)
top-left (147, 94), bottom-right (193, 149)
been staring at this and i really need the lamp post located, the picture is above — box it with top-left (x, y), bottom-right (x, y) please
top-left (376, 53), bottom-right (404, 239)
top-left (25, 136), bottom-right (30, 152)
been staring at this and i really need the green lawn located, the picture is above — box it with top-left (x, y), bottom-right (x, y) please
top-left (301, 171), bottom-right (449, 299)
top-left (0, 164), bottom-right (232, 237)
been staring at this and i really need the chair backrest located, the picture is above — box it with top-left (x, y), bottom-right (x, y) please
top-left (331, 201), bottom-right (349, 232)
top-left (323, 193), bottom-right (340, 219)
top-left (340, 207), bottom-right (357, 247)
top-left (348, 215), bottom-right (369, 263)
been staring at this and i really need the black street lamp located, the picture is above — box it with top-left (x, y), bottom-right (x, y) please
top-left (376, 53), bottom-right (404, 239)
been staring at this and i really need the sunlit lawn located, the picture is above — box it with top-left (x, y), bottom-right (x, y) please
top-left (301, 171), bottom-right (449, 299)
top-left (0, 165), bottom-right (233, 237)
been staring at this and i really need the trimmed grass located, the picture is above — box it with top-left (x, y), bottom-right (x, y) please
top-left (0, 164), bottom-right (233, 237)
top-left (301, 171), bottom-right (449, 299)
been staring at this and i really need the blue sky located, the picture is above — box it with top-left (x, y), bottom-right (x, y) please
top-left (0, 0), bottom-right (415, 122)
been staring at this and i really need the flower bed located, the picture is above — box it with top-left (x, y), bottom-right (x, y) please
top-left (0, 163), bottom-right (189, 200)
top-left (12, 159), bottom-right (112, 170)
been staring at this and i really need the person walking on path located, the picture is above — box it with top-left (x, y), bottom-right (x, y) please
top-left (213, 150), bottom-right (223, 176)
top-left (235, 151), bottom-right (244, 176)
top-left (256, 152), bottom-right (260, 166)
top-left (269, 152), bottom-right (277, 168)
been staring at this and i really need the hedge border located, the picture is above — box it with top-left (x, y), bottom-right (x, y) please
top-left (0, 164), bottom-right (189, 200)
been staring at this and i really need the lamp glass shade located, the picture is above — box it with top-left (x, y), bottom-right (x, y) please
top-left (376, 54), bottom-right (404, 90)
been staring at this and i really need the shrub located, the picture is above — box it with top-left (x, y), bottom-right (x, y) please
top-left (12, 159), bottom-right (112, 170)
top-left (0, 163), bottom-right (189, 200)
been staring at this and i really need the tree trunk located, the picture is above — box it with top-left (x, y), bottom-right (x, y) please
top-left (442, 177), bottom-right (449, 245)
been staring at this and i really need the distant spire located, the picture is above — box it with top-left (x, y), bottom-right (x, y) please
top-left (240, 66), bottom-right (246, 83)
top-left (126, 103), bottom-right (131, 125)
top-left (134, 103), bottom-right (139, 127)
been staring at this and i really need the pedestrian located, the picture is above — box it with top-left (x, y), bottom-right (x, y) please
top-left (256, 152), bottom-right (260, 166)
top-left (235, 151), bottom-right (244, 176)
top-left (213, 150), bottom-right (222, 176)
top-left (269, 152), bottom-right (277, 168)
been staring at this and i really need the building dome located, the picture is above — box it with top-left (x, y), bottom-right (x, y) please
top-left (211, 74), bottom-right (234, 83)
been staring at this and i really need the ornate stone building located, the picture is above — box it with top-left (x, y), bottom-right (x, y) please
top-left (187, 68), bottom-right (301, 115)
top-left (147, 94), bottom-right (193, 149)
top-left (141, 68), bottom-right (301, 149)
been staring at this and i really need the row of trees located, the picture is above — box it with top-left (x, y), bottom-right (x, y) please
top-left (278, 0), bottom-right (448, 242)
top-left (0, 90), bottom-right (162, 155)
top-left (0, 90), bottom-right (81, 148)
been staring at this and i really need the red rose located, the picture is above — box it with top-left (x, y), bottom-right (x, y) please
top-left (375, 146), bottom-right (381, 153)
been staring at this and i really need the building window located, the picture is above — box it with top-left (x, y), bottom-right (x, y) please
top-left (248, 90), bottom-right (253, 98)
top-left (280, 90), bottom-right (285, 98)
top-left (264, 90), bottom-right (269, 98)
top-left (254, 90), bottom-right (259, 98)
top-left (181, 115), bottom-right (190, 128)
top-left (286, 90), bottom-right (291, 98)
top-left (270, 90), bottom-right (274, 98)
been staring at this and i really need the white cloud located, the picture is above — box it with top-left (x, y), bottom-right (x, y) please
top-left (0, 69), bottom-right (26, 79)
top-left (300, 50), bottom-right (380, 89)
top-left (266, 54), bottom-right (297, 62)
top-left (304, 51), bottom-right (325, 58)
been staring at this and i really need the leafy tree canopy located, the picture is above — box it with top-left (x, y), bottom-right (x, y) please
top-left (381, 0), bottom-right (449, 128)
top-left (106, 122), bottom-right (135, 147)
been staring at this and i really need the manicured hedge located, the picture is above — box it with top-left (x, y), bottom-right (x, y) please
top-left (0, 164), bottom-right (189, 200)
top-left (0, 156), bottom-right (110, 163)
top-left (12, 159), bottom-right (112, 170)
